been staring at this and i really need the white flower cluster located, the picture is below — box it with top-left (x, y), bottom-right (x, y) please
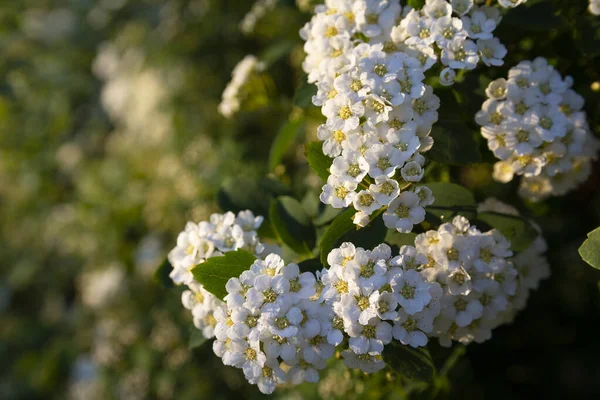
top-left (477, 198), bottom-right (550, 318)
top-left (475, 57), bottom-right (599, 201)
top-left (214, 254), bottom-right (330, 394)
top-left (391, 0), bottom-right (508, 85)
top-left (590, 0), bottom-right (600, 16)
top-left (413, 214), bottom-right (546, 346)
top-left (301, 1), bottom-right (443, 231)
top-left (199, 211), bottom-right (549, 392)
top-left (168, 211), bottom-right (274, 339)
top-left (320, 242), bottom-right (443, 373)
top-left (218, 55), bottom-right (265, 118)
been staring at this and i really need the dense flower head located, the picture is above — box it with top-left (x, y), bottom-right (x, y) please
top-left (411, 213), bottom-right (548, 346)
top-left (169, 207), bottom-right (550, 393)
top-left (214, 253), bottom-right (328, 394)
top-left (168, 211), bottom-right (277, 342)
top-left (475, 57), bottom-right (599, 201)
top-left (301, 0), bottom-right (523, 231)
top-left (320, 242), bottom-right (443, 373)
top-left (391, 0), bottom-right (509, 83)
top-left (477, 198), bottom-right (551, 320)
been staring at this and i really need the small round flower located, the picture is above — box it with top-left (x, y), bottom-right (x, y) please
top-left (383, 192), bottom-right (426, 233)
top-left (353, 189), bottom-right (382, 215)
top-left (330, 151), bottom-right (370, 183)
top-left (369, 176), bottom-right (400, 205)
top-left (441, 38), bottom-right (479, 70)
top-left (439, 67), bottom-right (456, 86)
top-left (320, 175), bottom-right (358, 209)
top-left (389, 269), bottom-right (433, 315)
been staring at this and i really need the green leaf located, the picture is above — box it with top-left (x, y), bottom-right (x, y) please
top-left (407, 0), bottom-right (426, 10)
top-left (293, 76), bottom-right (317, 108)
top-left (477, 212), bottom-right (538, 252)
top-left (153, 258), bottom-right (174, 289)
top-left (305, 141), bottom-right (333, 181)
top-left (428, 121), bottom-right (481, 165)
top-left (426, 182), bottom-right (477, 221)
top-left (301, 190), bottom-right (321, 219)
top-left (314, 205), bottom-right (341, 227)
top-left (298, 258), bottom-right (323, 274)
top-left (189, 327), bottom-right (208, 350)
top-left (319, 209), bottom-right (387, 265)
top-left (269, 117), bottom-right (305, 170)
top-left (192, 249), bottom-right (257, 300)
top-left (384, 341), bottom-right (435, 382)
top-left (319, 208), bottom-right (356, 265)
top-left (385, 231), bottom-right (417, 248)
top-left (270, 196), bottom-right (316, 255)
top-left (579, 227), bottom-right (600, 270)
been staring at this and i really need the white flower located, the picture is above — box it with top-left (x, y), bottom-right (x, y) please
top-left (383, 192), bottom-right (426, 233)
top-left (323, 95), bottom-right (365, 132)
top-left (247, 358), bottom-right (287, 394)
top-left (441, 38), bottom-right (479, 70)
top-left (439, 67), bottom-right (456, 86)
top-left (414, 185), bottom-right (435, 206)
top-left (318, 124), bottom-right (352, 157)
top-left (347, 319), bottom-right (393, 354)
top-left (433, 16), bottom-right (467, 48)
top-left (462, 10), bottom-right (497, 40)
top-left (392, 309), bottom-right (433, 348)
top-left (451, 0), bottom-right (474, 16)
top-left (364, 143), bottom-right (404, 178)
top-left (477, 38), bottom-right (507, 67)
top-left (390, 269), bottom-right (433, 314)
top-left (424, 0), bottom-right (452, 20)
top-left (330, 151), bottom-right (370, 183)
top-left (486, 78), bottom-right (508, 100)
top-left (400, 160), bottom-right (424, 182)
top-left (369, 176), bottom-right (400, 205)
top-left (353, 189), bottom-right (382, 214)
top-left (492, 161), bottom-right (515, 183)
top-left (320, 175), bottom-right (358, 209)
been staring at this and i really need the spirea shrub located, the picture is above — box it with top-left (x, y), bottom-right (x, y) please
top-left (155, 0), bottom-right (600, 396)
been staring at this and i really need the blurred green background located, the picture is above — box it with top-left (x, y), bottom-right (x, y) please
top-left (1, 0), bottom-right (599, 399)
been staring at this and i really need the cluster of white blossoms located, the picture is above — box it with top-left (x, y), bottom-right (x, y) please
top-left (477, 198), bottom-right (550, 319)
top-left (170, 209), bottom-right (549, 393)
top-left (391, 0), bottom-right (508, 86)
top-left (320, 242), bottom-right (443, 373)
top-left (475, 57), bottom-right (599, 201)
top-left (300, 0), bottom-right (525, 231)
top-left (218, 55), bottom-right (265, 118)
top-left (301, 0), bottom-right (443, 231)
top-left (214, 254), bottom-right (330, 394)
top-left (168, 211), bottom-right (276, 339)
top-left (591, 0), bottom-right (600, 15)
top-left (413, 216), bottom-right (514, 346)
